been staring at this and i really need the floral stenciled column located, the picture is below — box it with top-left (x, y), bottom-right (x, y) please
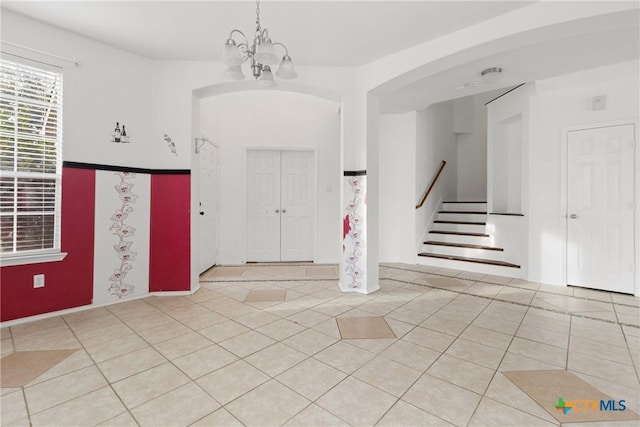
top-left (339, 90), bottom-right (380, 294)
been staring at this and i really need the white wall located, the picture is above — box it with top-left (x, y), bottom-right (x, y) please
top-left (456, 90), bottom-right (504, 201)
top-left (199, 90), bottom-right (341, 265)
top-left (415, 101), bottom-right (458, 249)
top-left (378, 112), bottom-right (417, 262)
top-left (528, 59), bottom-right (639, 285)
top-left (1, 10), bottom-right (154, 168)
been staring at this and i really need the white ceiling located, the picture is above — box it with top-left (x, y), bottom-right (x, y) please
top-left (2, 1), bottom-right (638, 112)
top-left (1, 0), bottom-right (535, 66)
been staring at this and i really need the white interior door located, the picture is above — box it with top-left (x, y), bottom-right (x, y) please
top-left (199, 142), bottom-right (219, 273)
top-left (247, 150), bottom-right (281, 262)
top-left (281, 151), bottom-right (314, 261)
top-left (246, 150), bottom-right (314, 262)
top-left (567, 124), bottom-right (636, 294)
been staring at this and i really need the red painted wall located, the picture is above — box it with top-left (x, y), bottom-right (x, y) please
top-left (149, 174), bottom-right (191, 292)
top-left (1, 167), bottom-right (95, 322)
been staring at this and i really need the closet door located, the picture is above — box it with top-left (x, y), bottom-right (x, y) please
top-left (246, 150), bottom-right (281, 262)
top-left (281, 151), bottom-right (314, 261)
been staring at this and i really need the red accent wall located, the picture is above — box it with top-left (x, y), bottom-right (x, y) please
top-left (149, 174), bottom-right (191, 292)
top-left (1, 167), bottom-right (95, 322)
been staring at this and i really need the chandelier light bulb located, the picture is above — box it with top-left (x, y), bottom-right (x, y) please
top-left (224, 65), bottom-right (245, 80)
top-left (255, 37), bottom-right (279, 66)
top-left (258, 65), bottom-right (275, 87)
top-left (223, 39), bottom-right (244, 66)
top-left (276, 55), bottom-right (297, 79)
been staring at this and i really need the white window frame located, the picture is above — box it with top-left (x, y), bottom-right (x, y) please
top-left (1, 58), bottom-right (67, 267)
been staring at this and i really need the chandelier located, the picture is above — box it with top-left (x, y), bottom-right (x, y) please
top-left (222, 0), bottom-right (297, 86)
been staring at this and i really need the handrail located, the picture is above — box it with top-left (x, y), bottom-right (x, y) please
top-left (415, 160), bottom-right (446, 209)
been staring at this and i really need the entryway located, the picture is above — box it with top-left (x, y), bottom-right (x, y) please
top-left (567, 123), bottom-right (636, 294)
top-left (246, 149), bottom-right (315, 262)
top-left (199, 141), bottom-right (219, 273)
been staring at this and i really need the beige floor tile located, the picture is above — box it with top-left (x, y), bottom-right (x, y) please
top-left (136, 320), bottom-right (192, 345)
top-left (191, 408), bottom-right (244, 427)
top-left (27, 349), bottom-right (95, 386)
top-left (495, 287), bottom-right (536, 305)
top-left (186, 288), bottom-right (224, 303)
top-left (119, 312), bottom-right (175, 333)
top-left (428, 354), bottom-right (495, 395)
top-left (1, 338), bottom-right (14, 357)
top-left (210, 301), bottom-right (258, 319)
top-left (568, 351), bottom-right (639, 388)
top-left (145, 296), bottom-right (195, 312)
top-left (311, 318), bottom-right (343, 339)
top-left (0, 349), bottom-right (77, 387)
top-left (466, 282), bottom-right (504, 298)
top-left (283, 403), bottom-right (349, 427)
top-left (313, 341), bottom-right (375, 374)
top-left (198, 320), bottom-right (250, 343)
top-left (384, 318), bottom-right (415, 338)
top-left (0, 327), bottom-right (12, 340)
top-left (571, 370), bottom-right (640, 414)
top-left (421, 315), bottom-right (470, 336)
top-left (256, 318), bottom-right (306, 341)
top-left (196, 360), bottom-right (269, 405)
top-left (96, 411), bottom-right (139, 427)
top-left (12, 325), bottom-right (81, 351)
top-left (153, 332), bottom-right (212, 360)
top-left (85, 333), bottom-right (148, 363)
top-left (111, 363), bottom-right (190, 409)
top-left (174, 311), bottom-right (228, 331)
top-left (66, 313), bottom-right (124, 336)
top-left (244, 289), bottom-right (287, 302)
top-left (131, 382), bottom-right (219, 427)
top-left (286, 309), bottom-right (332, 328)
top-left (316, 376), bottom-right (396, 426)
top-left (445, 338), bottom-right (506, 369)
top-left (276, 357), bottom-right (346, 401)
top-left (98, 347), bottom-right (166, 383)
top-left (516, 324), bottom-right (569, 349)
top-left (309, 301), bottom-right (352, 317)
top-left (226, 380), bottom-right (310, 426)
top-left (469, 397), bottom-right (557, 426)
top-left (283, 329), bottom-right (337, 356)
top-left (482, 275), bottom-right (512, 285)
top-left (73, 323), bottom-right (133, 347)
top-left (344, 338), bottom-right (396, 354)
top-left (353, 356), bottom-right (421, 397)
top-left (499, 352), bottom-right (566, 372)
top-left (0, 389), bottom-right (28, 425)
top-left (385, 307), bottom-right (432, 325)
top-left (485, 373), bottom-right (559, 424)
top-left (10, 317), bottom-right (65, 338)
top-left (30, 386), bottom-right (126, 427)
top-left (379, 340), bottom-right (440, 371)
top-left (403, 374), bottom-right (481, 426)
top-left (218, 330), bottom-right (275, 358)
top-left (173, 344), bottom-right (238, 380)
top-left (234, 311), bottom-right (280, 329)
top-left (377, 400), bottom-right (453, 426)
top-left (24, 365), bottom-right (107, 414)
top-left (402, 326), bottom-right (456, 352)
top-left (459, 325), bottom-right (513, 351)
top-left (472, 314), bottom-right (521, 335)
top-left (508, 337), bottom-right (567, 368)
top-left (336, 316), bottom-right (396, 339)
top-left (245, 343), bottom-right (307, 377)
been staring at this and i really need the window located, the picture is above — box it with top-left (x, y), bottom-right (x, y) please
top-left (0, 58), bottom-right (64, 265)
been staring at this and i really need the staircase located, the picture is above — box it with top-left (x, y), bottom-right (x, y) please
top-left (418, 201), bottom-right (521, 277)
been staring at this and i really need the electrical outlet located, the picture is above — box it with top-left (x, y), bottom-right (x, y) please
top-left (33, 274), bottom-right (45, 288)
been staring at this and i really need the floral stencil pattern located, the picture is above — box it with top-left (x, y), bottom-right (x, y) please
top-left (108, 172), bottom-right (138, 298)
top-left (342, 175), bottom-right (366, 289)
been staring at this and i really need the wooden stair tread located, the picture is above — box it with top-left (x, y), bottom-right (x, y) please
top-left (434, 220), bottom-right (486, 225)
top-left (439, 210), bottom-right (487, 214)
top-left (418, 252), bottom-right (520, 268)
top-left (424, 241), bottom-right (503, 251)
top-left (429, 231), bottom-right (489, 237)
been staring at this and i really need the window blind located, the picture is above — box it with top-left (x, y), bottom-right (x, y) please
top-left (0, 59), bottom-right (63, 255)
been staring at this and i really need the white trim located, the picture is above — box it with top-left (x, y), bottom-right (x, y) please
top-left (150, 290), bottom-right (195, 297)
top-left (561, 119), bottom-right (639, 296)
top-left (1, 251), bottom-right (67, 267)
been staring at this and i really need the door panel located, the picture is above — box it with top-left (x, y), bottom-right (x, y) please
top-left (199, 142), bottom-right (218, 273)
top-left (567, 124), bottom-right (635, 293)
top-left (247, 150), bottom-right (281, 262)
top-left (281, 151), bottom-right (314, 261)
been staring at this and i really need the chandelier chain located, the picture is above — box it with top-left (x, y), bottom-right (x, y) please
top-left (255, 0), bottom-right (261, 34)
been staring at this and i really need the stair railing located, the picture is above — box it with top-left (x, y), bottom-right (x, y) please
top-left (415, 160), bottom-right (446, 209)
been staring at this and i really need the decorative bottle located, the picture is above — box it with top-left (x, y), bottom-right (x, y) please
top-left (114, 122), bottom-right (121, 143)
top-left (121, 125), bottom-right (127, 142)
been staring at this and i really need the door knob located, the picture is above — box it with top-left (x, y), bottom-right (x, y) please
top-left (200, 211), bottom-right (205, 215)
top-left (569, 214), bottom-right (578, 219)
top-left (275, 209), bottom-right (280, 213)
top-left (282, 209), bottom-right (287, 213)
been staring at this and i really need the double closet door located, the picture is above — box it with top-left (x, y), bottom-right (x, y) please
top-left (247, 150), bottom-right (314, 262)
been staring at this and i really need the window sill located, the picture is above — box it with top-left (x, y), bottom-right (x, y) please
top-left (1, 252), bottom-right (68, 267)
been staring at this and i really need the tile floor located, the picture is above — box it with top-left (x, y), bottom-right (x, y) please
top-left (0, 263), bottom-right (639, 426)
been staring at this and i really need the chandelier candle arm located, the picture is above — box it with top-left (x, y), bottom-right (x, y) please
top-left (221, 0), bottom-right (296, 84)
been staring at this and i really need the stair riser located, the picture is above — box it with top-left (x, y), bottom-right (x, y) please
top-left (437, 213), bottom-right (487, 222)
top-left (421, 245), bottom-right (505, 260)
top-left (442, 203), bottom-right (487, 211)
top-left (427, 233), bottom-right (491, 245)
top-left (416, 255), bottom-right (522, 278)
top-left (432, 223), bottom-right (486, 233)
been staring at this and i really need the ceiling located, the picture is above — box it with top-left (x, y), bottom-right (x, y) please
top-left (1, 0), bottom-right (534, 66)
top-left (2, 1), bottom-right (638, 113)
